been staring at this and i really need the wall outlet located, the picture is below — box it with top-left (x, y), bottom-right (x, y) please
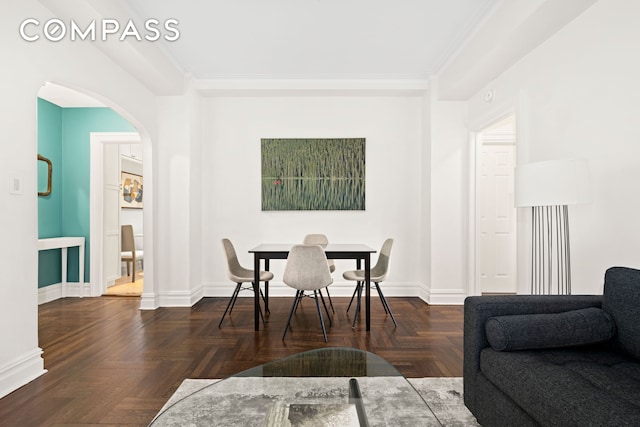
top-left (9, 176), bottom-right (22, 195)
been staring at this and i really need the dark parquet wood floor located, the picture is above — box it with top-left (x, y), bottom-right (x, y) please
top-left (0, 295), bottom-right (464, 426)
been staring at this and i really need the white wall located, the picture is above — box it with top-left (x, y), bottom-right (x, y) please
top-left (467, 0), bottom-right (640, 294)
top-left (153, 88), bottom-right (204, 307)
top-left (201, 96), bottom-right (424, 296)
top-left (155, 96), bottom-right (194, 305)
top-left (1, 0), bottom-right (157, 398)
top-left (418, 91), bottom-right (433, 301)
top-left (188, 86), bottom-right (204, 307)
top-left (429, 96), bottom-right (470, 303)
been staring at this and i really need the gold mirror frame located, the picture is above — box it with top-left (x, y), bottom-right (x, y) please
top-left (38, 154), bottom-right (52, 196)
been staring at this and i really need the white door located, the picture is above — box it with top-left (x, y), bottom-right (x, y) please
top-left (103, 144), bottom-right (121, 285)
top-left (479, 144), bottom-right (517, 293)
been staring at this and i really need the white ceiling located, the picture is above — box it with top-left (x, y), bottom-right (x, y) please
top-left (122, 0), bottom-right (500, 80)
top-left (37, 0), bottom-right (598, 104)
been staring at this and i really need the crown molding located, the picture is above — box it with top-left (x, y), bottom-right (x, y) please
top-left (193, 78), bottom-right (430, 97)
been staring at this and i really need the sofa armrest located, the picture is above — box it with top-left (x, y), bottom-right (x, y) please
top-left (463, 294), bottom-right (603, 414)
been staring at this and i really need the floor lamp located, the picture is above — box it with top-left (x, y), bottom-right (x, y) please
top-left (515, 159), bottom-right (590, 295)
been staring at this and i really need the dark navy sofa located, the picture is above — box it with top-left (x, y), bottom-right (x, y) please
top-left (464, 267), bottom-right (640, 426)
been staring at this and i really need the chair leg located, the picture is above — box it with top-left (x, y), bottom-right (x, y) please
top-left (375, 283), bottom-right (398, 328)
top-left (259, 287), bottom-right (270, 315)
top-left (293, 291), bottom-right (303, 314)
top-left (324, 287), bottom-right (335, 313)
top-left (282, 290), bottom-right (302, 340)
top-left (294, 290), bottom-right (304, 313)
top-left (314, 290), bottom-right (328, 342)
top-left (131, 257), bottom-right (137, 283)
top-left (377, 284), bottom-right (389, 314)
top-left (318, 291), bottom-right (333, 327)
top-left (258, 298), bottom-right (266, 327)
top-left (218, 283), bottom-right (242, 328)
top-left (352, 282), bottom-right (363, 329)
top-left (228, 283), bottom-right (243, 315)
top-left (346, 282), bottom-right (361, 313)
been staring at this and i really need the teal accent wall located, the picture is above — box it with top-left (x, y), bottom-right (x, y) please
top-left (38, 98), bottom-right (63, 287)
top-left (37, 101), bottom-right (136, 287)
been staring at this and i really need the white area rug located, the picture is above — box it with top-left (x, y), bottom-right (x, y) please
top-left (154, 377), bottom-right (480, 426)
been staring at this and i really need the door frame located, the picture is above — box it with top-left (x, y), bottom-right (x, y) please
top-left (89, 132), bottom-right (141, 296)
top-left (467, 110), bottom-right (518, 297)
top-left (476, 139), bottom-right (517, 294)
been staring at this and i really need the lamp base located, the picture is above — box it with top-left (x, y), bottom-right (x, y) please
top-left (531, 205), bottom-right (571, 294)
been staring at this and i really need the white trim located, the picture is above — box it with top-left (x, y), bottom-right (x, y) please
top-left (468, 104), bottom-right (516, 135)
top-left (190, 286), bottom-right (204, 306)
top-left (38, 283), bottom-right (62, 305)
top-left (468, 103), bottom-right (521, 297)
top-left (469, 131), bottom-right (480, 297)
top-left (0, 348), bottom-right (47, 399)
top-left (139, 135), bottom-right (157, 309)
top-left (139, 293), bottom-right (160, 310)
top-left (426, 288), bottom-right (469, 305)
top-left (201, 281), bottom-right (450, 301)
top-left (37, 282), bottom-right (93, 304)
top-left (156, 288), bottom-right (203, 307)
top-left (90, 132), bottom-right (140, 297)
top-left (194, 79), bottom-right (431, 98)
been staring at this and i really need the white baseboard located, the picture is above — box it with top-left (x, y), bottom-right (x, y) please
top-left (190, 285), bottom-right (204, 306)
top-left (202, 282), bottom-right (450, 302)
top-left (426, 288), bottom-right (468, 305)
top-left (156, 285), bottom-right (204, 307)
top-left (38, 282), bottom-right (94, 304)
top-left (139, 293), bottom-right (160, 310)
top-left (38, 283), bottom-right (62, 305)
top-left (0, 348), bottom-right (47, 399)
top-left (64, 282), bottom-right (92, 298)
top-left (40, 281), bottom-right (467, 309)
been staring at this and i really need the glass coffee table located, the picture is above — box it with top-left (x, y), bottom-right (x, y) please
top-left (150, 347), bottom-right (442, 426)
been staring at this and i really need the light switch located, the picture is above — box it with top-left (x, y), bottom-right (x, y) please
top-left (9, 176), bottom-right (22, 195)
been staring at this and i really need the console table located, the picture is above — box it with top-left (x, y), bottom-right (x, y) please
top-left (38, 237), bottom-right (85, 298)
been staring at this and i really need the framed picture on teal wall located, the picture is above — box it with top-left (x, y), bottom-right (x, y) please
top-left (261, 138), bottom-right (365, 211)
top-left (121, 172), bottom-right (143, 209)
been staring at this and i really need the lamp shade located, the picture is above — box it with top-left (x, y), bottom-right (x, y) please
top-left (515, 159), bottom-right (590, 207)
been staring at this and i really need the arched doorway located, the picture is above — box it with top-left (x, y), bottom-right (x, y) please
top-left (36, 81), bottom-right (156, 309)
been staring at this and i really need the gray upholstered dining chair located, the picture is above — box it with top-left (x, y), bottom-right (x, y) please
top-left (219, 238), bottom-right (273, 328)
top-left (344, 238), bottom-right (397, 328)
top-left (282, 244), bottom-right (334, 342)
top-left (121, 224), bottom-right (143, 283)
top-left (302, 233), bottom-right (335, 312)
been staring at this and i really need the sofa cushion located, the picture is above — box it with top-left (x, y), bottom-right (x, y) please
top-left (602, 267), bottom-right (640, 360)
top-left (485, 307), bottom-right (615, 352)
top-left (480, 347), bottom-right (640, 426)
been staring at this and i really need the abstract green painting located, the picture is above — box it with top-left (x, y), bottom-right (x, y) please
top-left (261, 138), bottom-right (366, 211)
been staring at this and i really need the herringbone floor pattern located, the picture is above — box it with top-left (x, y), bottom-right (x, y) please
top-left (0, 295), bottom-right (464, 426)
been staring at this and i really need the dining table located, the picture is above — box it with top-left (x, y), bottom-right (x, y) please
top-left (248, 244), bottom-right (377, 332)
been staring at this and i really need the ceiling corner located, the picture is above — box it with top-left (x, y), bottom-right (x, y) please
top-left (437, 0), bottom-right (599, 101)
top-left (38, 0), bottom-right (185, 96)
